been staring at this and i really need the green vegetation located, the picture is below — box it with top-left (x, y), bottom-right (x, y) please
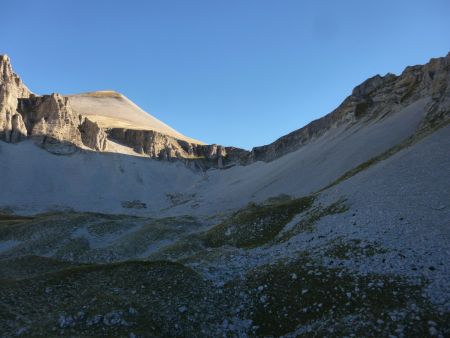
top-left (0, 260), bottom-right (235, 337)
top-left (203, 195), bottom-right (316, 248)
top-left (0, 255), bottom-right (80, 280)
top-left (0, 207), bottom-right (448, 337)
top-left (90, 216), bottom-right (201, 262)
top-left (1, 253), bottom-right (448, 337)
top-left (0, 212), bottom-right (203, 264)
top-left (0, 214), bottom-right (33, 222)
top-left (234, 254), bottom-right (449, 337)
top-left (277, 198), bottom-right (348, 242)
top-left (0, 209), bottom-right (34, 228)
top-left (325, 238), bottom-right (388, 259)
top-left (148, 235), bottom-right (206, 262)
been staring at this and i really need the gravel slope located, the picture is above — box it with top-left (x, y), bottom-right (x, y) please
top-left (0, 98), bottom-right (428, 216)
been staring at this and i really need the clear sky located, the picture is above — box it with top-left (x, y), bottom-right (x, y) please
top-left (1, 0), bottom-right (449, 149)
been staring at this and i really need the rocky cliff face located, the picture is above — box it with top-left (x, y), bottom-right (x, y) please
top-left (14, 93), bottom-right (109, 154)
top-left (245, 53), bottom-right (450, 163)
top-left (79, 118), bottom-right (108, 152)
top-left (106, 52), bottom-right (450, 166)
top-left (1, 53), bottom-right (449, 167)
top-left (108, 128), bottom-right (246, 167)
top-left (0, 55), bottom-right (247, 166)
top-left (0, 55), bottom-right (30, 143)
top-left (17, 93), bottom-right (84, 154)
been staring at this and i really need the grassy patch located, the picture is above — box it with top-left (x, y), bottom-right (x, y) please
top-left (94, 216), bottom-right (202, 261)
top-left (203, 195), bottom-right (315, 248)
top-left (0, 214), bottom-right (33, 222)
top-left (325, 238), bottom-right (388, 260)
top-left (0, 212), bottom-right (202, 263)
top-left (0, 255), bottom-right (80, 280)
top-left (232, 255), bottom-right (449, 337)
top-left (86, 219), bottom-right (138, 237)
top-left (148, 235), bottom-right (206, 262)
top-left (0, 260), bottom-right (236, 337)
top-left (79, 91), bottom-right (122, 98)
top-left (0, 210), bottom-right (34, 228)
top-left (54, 237), bottom-right (91, 261)
top-left (277, 198), bottom-right (348, 242)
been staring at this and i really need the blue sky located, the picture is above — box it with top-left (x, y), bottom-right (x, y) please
top-left (1, 0), bottom-right (449, 149)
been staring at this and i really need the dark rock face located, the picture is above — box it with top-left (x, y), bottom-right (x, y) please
top-left (108, 128), bottom-right (248, 168)
top-left (79, 118), bottom-right (107, 152)
top-left (109, 128), bottom-right (195, 159)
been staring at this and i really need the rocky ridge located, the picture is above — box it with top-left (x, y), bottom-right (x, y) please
top-left (0, 53), bottom-right (449, 167)
top-left (0, 55), bottom-right (246, 167)
top-left (246, 53), bottom-right (450, 162)
top-left (0, 53), bottom-right (449, 337)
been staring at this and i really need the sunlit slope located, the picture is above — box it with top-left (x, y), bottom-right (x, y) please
top-left (67, 91), bottom-right (204, 144)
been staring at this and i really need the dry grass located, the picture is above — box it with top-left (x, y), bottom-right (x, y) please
top-left (76, 91), bottom-right (123, 98)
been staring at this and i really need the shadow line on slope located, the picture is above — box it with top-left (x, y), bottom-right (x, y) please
top-left (321, 117), bottom-right (450, 191)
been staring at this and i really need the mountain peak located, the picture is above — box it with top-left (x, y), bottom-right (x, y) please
top-left (1, 53), bottom-right (449, 168)
top-left (66, 90), bottom-right (205, 145)
top-left (0, 54), bottom-right (13, 80)
top-left (0, 55), bottom-right (246, 167)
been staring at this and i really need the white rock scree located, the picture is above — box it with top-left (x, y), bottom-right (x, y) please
top-left (0, 53), bottom-right (449, 337)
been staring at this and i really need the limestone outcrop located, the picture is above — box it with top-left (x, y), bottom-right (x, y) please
top-left (79, 118), bottom-right (108, 152)
top-left (0, 55), bottom-right (30, 143)
top-left (108, 128), bottom-right (247, 167)
top-left (0, 54), bottom-right (248, 167)
top-left (1, 52), bottom-right (449, 167)
top-left (17, 93), bottom-right (84, 154)
top-left (245, 53), bottom-right (450, 163)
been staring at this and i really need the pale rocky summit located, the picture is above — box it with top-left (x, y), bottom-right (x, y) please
top-left (66, 90), bottom-right (203, 144)
top-left (0, 55), bottom-right (247, 167)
